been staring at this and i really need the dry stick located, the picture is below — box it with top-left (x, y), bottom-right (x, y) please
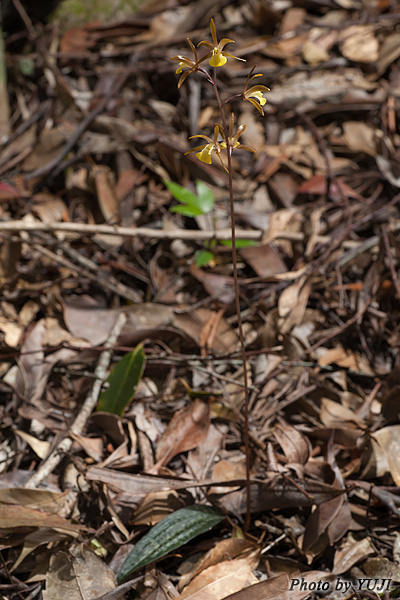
top-left (212, 69), bottom-right (252, 532)
top-left (25, 312), bottom-right (127, 489)
top-left (0, 220), bottom-right (389, 251)
top-left (33, 243), bottom-right (142, 304)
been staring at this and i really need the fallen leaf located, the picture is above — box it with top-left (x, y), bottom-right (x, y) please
top-left (372, 426), bottom-right (400, 486)
top-left (0, 503), bottom-right (85, 532)
top-left (340, 26), bottom-right (379, 63)
top-left (153, 398), bottom-right (210, 470)
top-left (43, 545), bottom-right (116, 600)
top-left (333, 533), bottom-right (375, 574)
top-left (177, 550), bottom-right (260, 600)
top-left (179, 538), bottom-right (257, 591)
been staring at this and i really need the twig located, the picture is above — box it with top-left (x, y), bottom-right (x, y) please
top-left (24, 60), bottom-right (141, 181)
top-left (0, 219), bottom-right (388, 249)
top-left (25, 312), bottom-right (127, 489)
top-left (33, 243), bottom-right (142, 303)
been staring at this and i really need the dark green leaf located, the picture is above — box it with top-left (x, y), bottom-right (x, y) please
top-left (117, 505), bottom-right (223, 582)
top-left (97, 346), bottom-right (145, 416)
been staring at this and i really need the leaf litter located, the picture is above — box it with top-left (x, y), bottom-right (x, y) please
top-left (1, 0), bottom-right (400, 598)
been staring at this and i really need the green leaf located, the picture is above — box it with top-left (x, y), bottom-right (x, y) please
top-left (165, 180), bottom-right (215, 217)
top-left (117, 505), bottom-right (223, 583)
top-left (170, 204), bottom-right (204, 217)
top-left (195, 249), bottom-right (214, 267)
top-left (195, 180), bottom-right (215, 214)
top-left (220, 239), bottom-right (258, 248)
top-left (164, 180), bottom-right (198, 206)
top-left (97, 346), bottom-right (145, 416)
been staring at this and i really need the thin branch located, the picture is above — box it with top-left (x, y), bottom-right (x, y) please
top-left (25, 313), bottom-right (127, 489)
top-left (0, 219), bottom-right (384, 250)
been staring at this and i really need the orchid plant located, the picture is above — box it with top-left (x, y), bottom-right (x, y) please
top-left (170, 19), bottom-right (269, 531)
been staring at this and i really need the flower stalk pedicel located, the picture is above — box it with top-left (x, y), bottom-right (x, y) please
top-left (170, 18), bottom-right (269, 530)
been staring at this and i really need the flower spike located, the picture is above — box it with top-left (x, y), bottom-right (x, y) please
top-left (243, 65), bottom-right (270, 115)
top-left (197, 18), bottom-right (246, 68)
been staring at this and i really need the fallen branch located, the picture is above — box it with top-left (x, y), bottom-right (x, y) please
top-left (0, 219), bottom-right (376, 249)
top-left (25, 312), bottom-right (127, 489)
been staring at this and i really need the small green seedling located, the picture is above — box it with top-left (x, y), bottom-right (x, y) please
top-left (165, 179), bottom-right (215, 217)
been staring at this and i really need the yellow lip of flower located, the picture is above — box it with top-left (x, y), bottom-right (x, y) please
top-left (243, 67), bottom-right (270, 115)
top-left (196, 144), bottom-right (214, 164)
top-left (248, 90), bottom-right (267, 106)
top-left (197, 18), bottom-right (245, 69)
top-left (185, 125), bottom-right (228, 172)
top-left (209, 48), bottom-right (227, 68)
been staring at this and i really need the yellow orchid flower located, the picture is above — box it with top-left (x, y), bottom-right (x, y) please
top-left (185, 124), bottom-right (228, 172)
top-left (170, 38), bottom-right (200, 88)
top-left (197, 18), bottom-right (245, 69)
top-left (243, 66), bottom-right (270, 115)
top-left (219, 113), bottom-right (255, 155)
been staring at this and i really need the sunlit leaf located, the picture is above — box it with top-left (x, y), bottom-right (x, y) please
top-left (195, 250), bottom-right (214, 267)
top-left (165, 180), bottom-right (215, 217)
top-left (220, 239), bottom-right (258, 248)
top-left (195, 180), bottom-right (215, 213)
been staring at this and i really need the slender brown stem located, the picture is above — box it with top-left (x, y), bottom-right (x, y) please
top-left (213, 69), bottom-right (252, 531)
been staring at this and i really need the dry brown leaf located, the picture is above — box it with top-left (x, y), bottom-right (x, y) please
top-left (342, 121), bottom-right (376, 157)
top-left (278, 277), bottom-right (311, 334)
top-left (173, 308), bottom-right (238, 353)
top-left (0, 502), bottom-right (85, 532)
top-left (154, 398), bottom-right (210, 470)
top-left (273, 423), bottom-right (309, 465)
top-left (132, 490), bottom-right (181, 526)
top-left (302, 40), bottom-right (329, 65)
top-left (176, 550), bottom-right (260, 600)
top-left (14, 430), bottom-right (50, 460)
top-left (221, 574), bottom-right (289, 600)
top-left (179, 538), bottom-right (257, 591)
top-left (376, 33), bottom-right (400, 74)
top-left (240, 245), bottom-right (287, 278)
top-left (0, 488), bottom-right (70, 514)
top-left (92, 166), bottom-right (121, 229)
top-left (364, 557), bottom-right (400, 582)
top-left (320, 398), bottom-right (364, 429)
top-left (317, 347), bottom-right (373, 375)
top-left (371, 426), bottom-right (400, 485)
top-left (43, 545), bottom-right (116, 600)
top-left (190, 264), bottom-right (235, 305)
top-left (333, 533), bottom-right (375, 574)
top-left (149, 251), bottom-right (180, 304)
top-left (340, 26), bottom-right (379, 63)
